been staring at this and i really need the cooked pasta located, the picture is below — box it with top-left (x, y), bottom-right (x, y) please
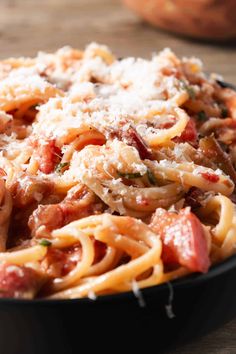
top-left (0, 43), bottom-right (235, 299)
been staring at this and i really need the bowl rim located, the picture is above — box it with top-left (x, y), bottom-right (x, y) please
top-left (0, 253), bottom-right (236, 305)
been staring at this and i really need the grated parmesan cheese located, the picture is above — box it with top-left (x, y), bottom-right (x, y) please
top-left (165, 282), bottom-right (175, 319)
top-left (132, 279), bottom-right (146, 308)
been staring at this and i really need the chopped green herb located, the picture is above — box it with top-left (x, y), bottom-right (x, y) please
top-left (117, 171), bottom-right (143, 179)
top-left (180, 80), bottom-right (195, 99)
top-left (39, 239), bottom-right (52, 247)
top-left (197, 110), bottom-right (207, 122)
top-left (186, 86), bottom-right (195, 99)
top-left (221, 106), bottom-right (228, 118)
top-left (147, 168), bottom-right (157, 185)
top-left (55, 162), bottom-right (69, 173)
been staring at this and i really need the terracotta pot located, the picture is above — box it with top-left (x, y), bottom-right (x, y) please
top-left (123, 0), bottom-right (236, 40)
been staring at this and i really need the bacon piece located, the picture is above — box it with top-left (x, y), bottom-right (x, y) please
top-left (149, 208), bottom-right (210, 273)
top-left (31, 138), bottom-right (61, 174)
top-left (0, 263), bottom-right (43, 299)
top-left (199, 136), bottom-right (236, 184)
top-left (200, 118), bottom-right (236, 144)
top-left (9, 175), bottom-right (54, 207)
top-left (29, 204), bottom-right (64, 234)
top-left (28, 185), bottom-right (104, 236)
top-left (117, 124), bottom-right (154, 160)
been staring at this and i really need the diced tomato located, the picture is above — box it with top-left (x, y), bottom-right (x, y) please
top-left (201, 172), bottom-right (220, 183)
top-left (118, 125), bottom-right (154, 160)
top-left (174, 118), bottom-right (197, 144)
top-left (149, 208), bottom-right (210, 273)
top-left (0, 263), bottom-right (43, 299)
top-left (32, 138), bottom-right (61, 174)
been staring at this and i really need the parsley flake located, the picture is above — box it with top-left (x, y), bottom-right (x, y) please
top-left (147, 168), bottom-right (157, 185)
top-left (55, 162), bottom-right (69, 174)
top-left (117, 171), bottom-right (143, 179)
top-left (197, 111), bottom-right (207, 122)
top-left (39, 239), bottom-right (52, 247)
top-left (180, 80), bottom-right (195, 99)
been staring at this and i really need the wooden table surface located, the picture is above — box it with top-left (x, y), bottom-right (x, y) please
top-left (0, 0), bottom-right (236, 352)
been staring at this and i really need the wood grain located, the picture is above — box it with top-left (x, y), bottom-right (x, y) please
top-left (0, 0), bottom-right (236, 352)
top-left (0, 0), bottom-right (235, 83)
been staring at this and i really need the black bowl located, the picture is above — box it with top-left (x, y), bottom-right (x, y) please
top-left (1, 254), bottom-right (236, 354)
top-left (1, 79), bottom-right (236, 354)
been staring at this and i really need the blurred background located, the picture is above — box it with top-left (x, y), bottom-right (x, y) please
top-left (0, 0), bottom-right (235, 83)
top-left (0, 0), bottom-right (235, 353)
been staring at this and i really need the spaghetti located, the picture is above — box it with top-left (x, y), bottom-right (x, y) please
top-left (0, 43), bottom-right (235, 299)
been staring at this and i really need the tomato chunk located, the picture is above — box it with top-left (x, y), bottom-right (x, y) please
top-left (201, 172), bottom-right (220, 183)
top-left (117, 124), bottom-right (154, 160)
top-left (31, 138), bottom-right (61, 174)
top-left (28, 186), bottom-right (104, 236)
top-left (149, 208), bottom-right (210, 273)
top-left (174, 118), bottom-right (197, 144)
top-left (0, 263), bottom-right (43, 299)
